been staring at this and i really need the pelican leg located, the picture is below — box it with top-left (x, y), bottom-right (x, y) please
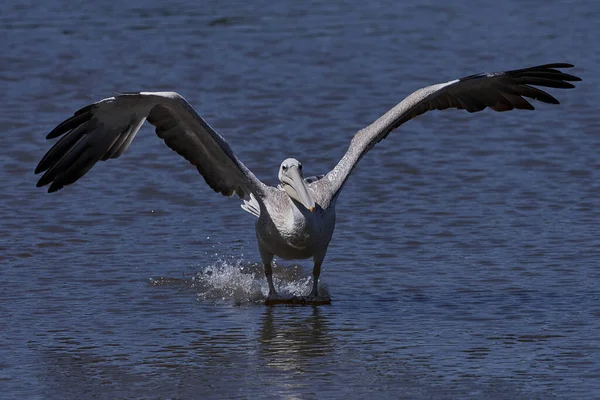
top-left (264, 261), bottom-right (278, 297)
top-left (259, 247), bottom-right (278, 298)
top-left (309, 259), bottom-right (322, 297)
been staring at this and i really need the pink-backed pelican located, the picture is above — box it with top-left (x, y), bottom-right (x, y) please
top-left (35, 63), bottom-right (581, 305)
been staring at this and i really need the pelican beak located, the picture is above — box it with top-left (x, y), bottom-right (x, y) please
top-left (282, 167), bottom-right (316, 212)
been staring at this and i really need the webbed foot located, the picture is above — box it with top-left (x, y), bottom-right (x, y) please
top-left (264, 292), bottom-right (285, 306)
top-left (265, 293), bottom-right (331, 306)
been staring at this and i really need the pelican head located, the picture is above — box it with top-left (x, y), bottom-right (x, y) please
top-left (278, 158), bottom-right (315, 212)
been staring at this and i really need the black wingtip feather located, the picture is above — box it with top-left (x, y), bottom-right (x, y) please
top-left (36, 170), bottom-right (54, 188)
top-left (520, 71), bottom-right (582, 82)
top-left (530, 62), bottom-right (574, 69)
top-left (47, 182), bottom-right (62, 193)
top-left (46, 112), bottom-right (92, 139)
top-left (74, 103), bottom-right (96, 116)
top-left (520, 78), bottom-right (575, 89)
top-left (543, 96), bottom-right (560, 104)
top-left (114, 91), bottom-right (142, 96)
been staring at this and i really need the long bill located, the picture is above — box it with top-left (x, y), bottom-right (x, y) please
top-left (282, 167), bottom-right (316, 212)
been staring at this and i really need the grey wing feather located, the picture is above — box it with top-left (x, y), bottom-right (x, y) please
top-left (241, 193), bottom-right (261, 217)
top-left (35, 92), bottom-right (265, 198)
top-left (322, 63), bottom-right (581, 200)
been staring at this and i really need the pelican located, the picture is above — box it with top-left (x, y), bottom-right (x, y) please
top-left (35, 63), bottom-right (580, 304)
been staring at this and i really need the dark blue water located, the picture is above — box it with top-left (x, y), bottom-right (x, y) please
top-left (2, 0), bottom-right (599, 398)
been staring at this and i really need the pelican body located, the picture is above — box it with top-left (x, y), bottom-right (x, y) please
top-left (249, 165), bottom-right (337, 298)
top-left (35, 63), bottom-right (581, 303)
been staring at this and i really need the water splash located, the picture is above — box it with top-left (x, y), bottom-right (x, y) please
top-left (151, 259), bottom-right (328, 305)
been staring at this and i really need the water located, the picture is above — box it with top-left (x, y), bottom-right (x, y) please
top-left (2, 0), bottom-right (599, 398)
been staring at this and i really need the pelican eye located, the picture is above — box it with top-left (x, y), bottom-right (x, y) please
top-left (298, 164), bottom-right (302, 171)
top-left (282, 165), bottom-right (288, 172)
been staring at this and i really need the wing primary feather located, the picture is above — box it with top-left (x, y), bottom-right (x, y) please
top-left (502, 83), bottom-right (559, 104)
top-left (519, 71), bottom-right (581, 81)
top-left (516, 78), bottom-right (575, 89)
top-left (48, 149), bottom-right (99, 192)
top-left (37, 138), bottom-right (90, 188)
top-left (35, 121), bottom-right (93, 174)
top-left (526, 62), bottom-right (574, 69)
top-left (502, 92), bottom-right (535, 110)
top-left (37, 128), bottom-right (121, 189)
top-left (46, 112), bottom-right (92, 139)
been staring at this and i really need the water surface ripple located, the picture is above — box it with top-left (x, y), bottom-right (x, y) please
top-left (2, 0), bottom-right (599, 398)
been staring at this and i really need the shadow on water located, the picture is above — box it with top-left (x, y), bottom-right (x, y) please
top-left (149, 258), bottom-right (329, 306)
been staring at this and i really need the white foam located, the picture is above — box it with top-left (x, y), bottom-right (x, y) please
top-left (190, 258), bottom-right (327, 305)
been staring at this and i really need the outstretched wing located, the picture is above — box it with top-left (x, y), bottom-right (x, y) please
top-left (322, 63), bottom-right (581, 200)
top-left (35, 92), bottom-right (265, 198)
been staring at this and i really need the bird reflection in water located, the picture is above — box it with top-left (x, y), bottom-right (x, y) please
top-left (259, 306), bottom-right (333, 370)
